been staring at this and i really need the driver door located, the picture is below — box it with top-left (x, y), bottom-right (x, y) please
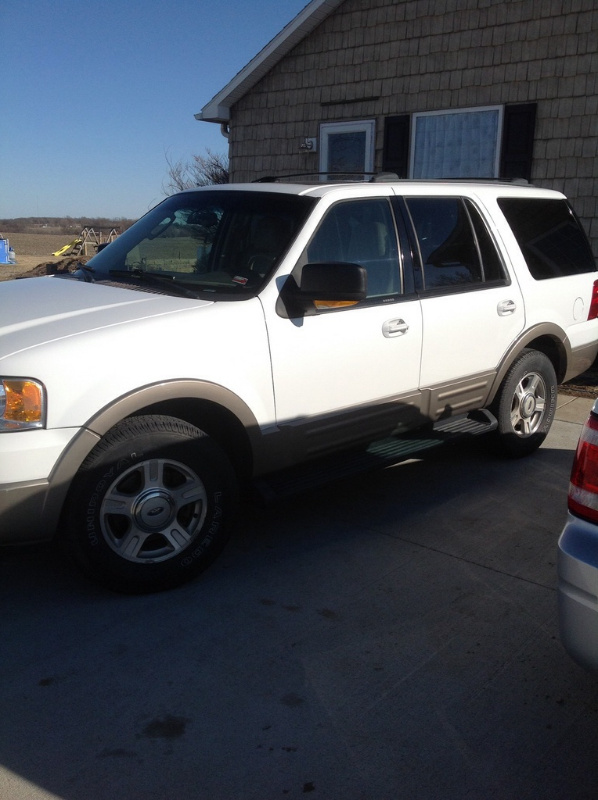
top-left (262, 196), bottom-right (423, 460)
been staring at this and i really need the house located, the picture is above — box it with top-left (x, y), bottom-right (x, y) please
top-left (196, 0), bottom-right (598, 255)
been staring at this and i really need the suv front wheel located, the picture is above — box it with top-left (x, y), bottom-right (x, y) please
top-left (63, 415), bottom-right (238, 593)
top-left (492, 349), bottom-right (557, 457)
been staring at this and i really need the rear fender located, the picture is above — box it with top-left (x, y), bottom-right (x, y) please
top-left (488, 323), bottom-right (570, 403)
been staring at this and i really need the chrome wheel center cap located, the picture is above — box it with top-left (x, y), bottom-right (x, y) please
top-left (134, 491), bottom-right (176, 531)
top-left (521, 392), bottom-right (537, 419)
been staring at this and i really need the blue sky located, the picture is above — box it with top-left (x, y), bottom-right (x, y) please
top-left (1, 0), bottom-right (309, 219)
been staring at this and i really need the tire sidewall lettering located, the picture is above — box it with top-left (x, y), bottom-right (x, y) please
top-left (84, 458), bottom-right (141, 550)
top-left (180, 491), bottom-right (225, 569)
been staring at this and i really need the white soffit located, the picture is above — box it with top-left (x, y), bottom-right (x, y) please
top-left (196, 0), bottom-right (345, 123)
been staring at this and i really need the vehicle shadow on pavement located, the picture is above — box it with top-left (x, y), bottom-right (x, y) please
top-left (230, 438), bottom-right (576, 590)
top-left (1, 440), bottom-right (598, 800)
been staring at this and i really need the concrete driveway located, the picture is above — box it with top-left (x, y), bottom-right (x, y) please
top-left (1, 395), bottom-right (597, 800)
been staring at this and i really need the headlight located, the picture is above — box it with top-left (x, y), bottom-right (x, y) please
top-left (0, 379), bottom-right (46, 431)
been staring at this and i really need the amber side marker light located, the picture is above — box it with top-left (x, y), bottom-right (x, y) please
top-left (0, 379), bottom-right (45, 429)
top-left (313, 299), bottom-right (360, 310)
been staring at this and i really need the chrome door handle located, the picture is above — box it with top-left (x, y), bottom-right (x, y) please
top-left (497, 299), bottom-right (517, 316)
top-left (383, 318), bottom-right (409, 337)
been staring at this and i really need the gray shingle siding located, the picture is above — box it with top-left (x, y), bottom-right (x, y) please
top-left (224, 0), bottom-right (598, 254)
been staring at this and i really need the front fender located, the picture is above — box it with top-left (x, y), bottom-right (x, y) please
top-left (41, 379), bottom-right (267, 542)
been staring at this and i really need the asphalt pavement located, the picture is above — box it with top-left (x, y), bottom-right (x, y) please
top-left (1, 395), bottom-right (597, 800)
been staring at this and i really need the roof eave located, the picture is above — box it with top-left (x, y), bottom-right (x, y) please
top-left (195, 0), bottom-right (345, 124)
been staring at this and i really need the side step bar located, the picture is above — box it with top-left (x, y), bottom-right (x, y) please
top-left (253, 409), bottom-right (498, 502)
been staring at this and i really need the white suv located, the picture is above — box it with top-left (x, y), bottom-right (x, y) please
top-left (1, 179), bottom-right (597, 592)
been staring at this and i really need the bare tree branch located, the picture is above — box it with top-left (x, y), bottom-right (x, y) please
top-left (163, 149), bottom-right (229, 194)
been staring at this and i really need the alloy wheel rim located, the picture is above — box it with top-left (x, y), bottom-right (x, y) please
top-left (510, 371), bottom-right (547, 437)
top-left (99, 458), bottom-right (208, 563)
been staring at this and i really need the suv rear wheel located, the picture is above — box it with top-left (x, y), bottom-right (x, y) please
top-left (63, 415), bottom-right (238, 593)
top-left (492, 349), bottom-right (557, 457)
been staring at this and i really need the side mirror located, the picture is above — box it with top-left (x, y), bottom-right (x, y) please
top-left (187, 210), bottom-right (218, 228)
top-left (277, 262), bottom-right (367, 318)
top-left (299, 262), bottom-right (367, 305)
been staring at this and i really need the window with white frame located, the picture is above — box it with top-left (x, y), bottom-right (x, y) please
top-left (410, 107), bottom-right (503, 179)
top-left (319, 120), bottom-right (375, 178)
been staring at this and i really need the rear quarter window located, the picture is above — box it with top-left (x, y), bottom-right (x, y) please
top-left (498, 198), bottom-right (596, 280)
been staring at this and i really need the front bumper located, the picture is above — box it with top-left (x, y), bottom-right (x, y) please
top-left (0, 426), bottom-right (98, 544)
top-left (558, 514), bottom-right (598, 672)
top-left (0, 479), bottom-right (53, 544)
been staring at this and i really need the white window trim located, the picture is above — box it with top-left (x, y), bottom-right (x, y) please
top-left (319, 120), bottom-right (376, 178)
top-left (409, 106), bottom-right (504, 179)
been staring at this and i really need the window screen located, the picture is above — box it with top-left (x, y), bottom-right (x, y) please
top-left (411, 108), bottom-right (501, 179)
top-left (319, 120), bottom-right (375, 179)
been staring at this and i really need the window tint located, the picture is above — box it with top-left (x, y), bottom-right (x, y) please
top-left (406, 198), bottom-right (482, 289)
top-left (498, 198), bottom-right (596, 279)
top-left (303, 198), bottom-right (401, 299)
top-left (464, 199), bottom-right (505, 282)
top-left (405, 197), bottom-right (505, 290)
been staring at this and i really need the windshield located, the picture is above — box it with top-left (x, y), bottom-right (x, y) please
top-left (86, 190), bottom-right (316, 297)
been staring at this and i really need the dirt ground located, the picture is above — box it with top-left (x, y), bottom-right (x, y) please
top-left (0, 232), bottom-right (83, 280)
top-left (2, 231), bottom-right (596, 396)
top-left (558, 366), bottom-right (598, 398)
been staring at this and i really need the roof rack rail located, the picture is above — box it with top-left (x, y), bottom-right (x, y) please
top-left (252, 173), bottom-right (529, 185)
top-left (416, 177), bottom-right (530, 185)
top-left (253, 171), bottom-right (400, 184)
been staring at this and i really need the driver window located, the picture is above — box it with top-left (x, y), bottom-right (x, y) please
top-left (302, 199), bottom-right (401, 300)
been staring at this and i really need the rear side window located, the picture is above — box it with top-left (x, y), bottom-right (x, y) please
top-left (498, 198), bottom-right (596, 279)
top-left (405, 197), bottom-right (505, 291)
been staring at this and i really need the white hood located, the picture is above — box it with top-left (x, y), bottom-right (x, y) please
top-left (0, 276), bottom-right (212, 361)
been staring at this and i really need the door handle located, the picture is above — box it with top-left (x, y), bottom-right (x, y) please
top-left (383, 318), bottom-right (409, 338)
top-left (497, 299), bottom-right (517, 316)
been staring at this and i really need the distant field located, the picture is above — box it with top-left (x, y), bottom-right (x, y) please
top-left (4, 232), bottom-right (73, 256)
top-left (0, 232), bottom-right (80, 280)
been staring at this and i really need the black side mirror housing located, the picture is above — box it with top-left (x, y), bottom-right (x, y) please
top-left (277, 262), bottom-right (368, 318)
top-left (299, 262), bottom-right (367, 302)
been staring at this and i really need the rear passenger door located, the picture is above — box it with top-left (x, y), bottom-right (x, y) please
top-left (402, 195), bottom-right (525, 418)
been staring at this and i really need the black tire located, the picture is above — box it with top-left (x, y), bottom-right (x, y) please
top-left (62, 415), bottom-right (238, 593)
top-left (491, 349), bottom-right (557, 457)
